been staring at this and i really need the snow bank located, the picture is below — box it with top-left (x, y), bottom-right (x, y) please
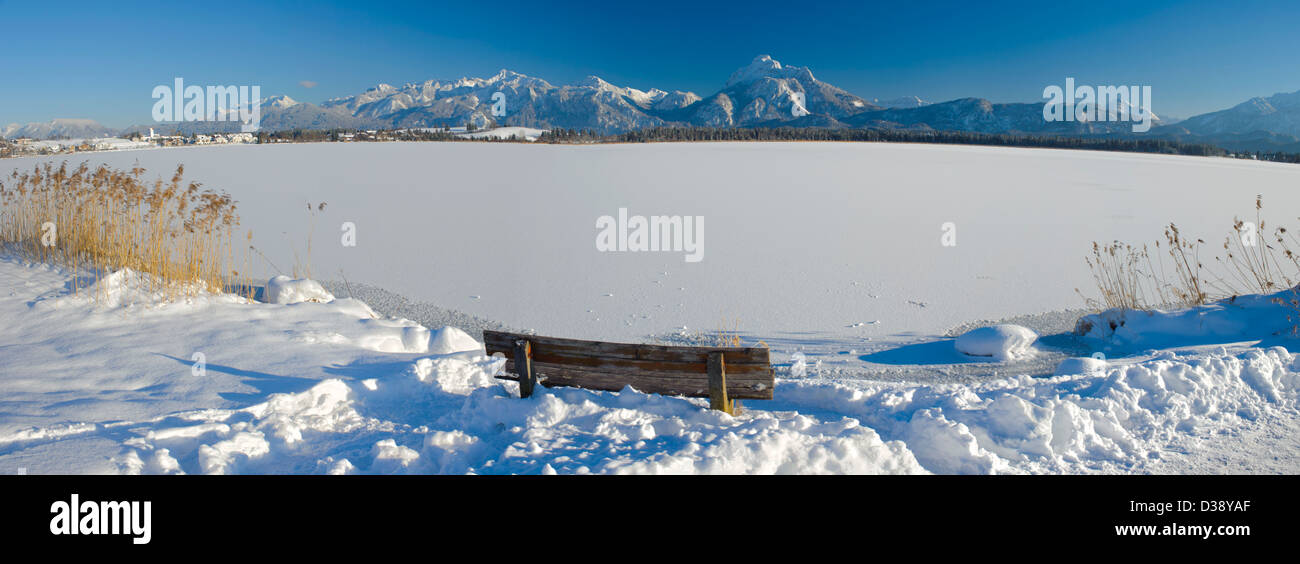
top-left (6, 259), bottom-right (1297, 475)
top-left (105, 343), bottom-right (1300, 475)
top-left (428, 326), bottom-right (483, 355)
top-left (954, 324), bottom-right (1038, 361)
top-left (1054, 356), bottom-right (1107, 377)
top-left (1074, 292), bottom-right (1294, 351)
top-left (773, 346), bottom-right (1299, 473)
top-left (26, 268), bottom-right (240, 312)
top-left (266, 275), bottom-right (334, 304)
top-left (111, 351), bottom-right (927, 475)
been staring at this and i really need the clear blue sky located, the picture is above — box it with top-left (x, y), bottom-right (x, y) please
top-left (2, 0), bottom-right (1298, 127)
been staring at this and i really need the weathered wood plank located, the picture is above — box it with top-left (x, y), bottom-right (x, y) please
top-left (514, 339), bottom-right (535, 399)
top-left (518, 350), bottom-right (772, 377)
top-left (522, 364), bottom-right (773, 400)
top-left (503, 359), bottom-right (773, 386)
top-left (483, 330), bottom-right (775, 401)
top-left (707, 352), bottom-right (734, 414)
top-left (484, 330), bottom-right (769, 365)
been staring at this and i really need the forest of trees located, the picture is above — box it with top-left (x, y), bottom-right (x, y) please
top-left (537, 126), bottom-right (1260, 158)
top-left (537, 126), bottom-right (1300, 163)
top-left (8, 123), bottom-right (1280, 164)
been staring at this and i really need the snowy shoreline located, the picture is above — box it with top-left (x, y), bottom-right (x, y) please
top-left (1, 257), bottom-right (1296, 475)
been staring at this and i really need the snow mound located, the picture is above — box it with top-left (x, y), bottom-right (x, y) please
top-left (954, 324), bottom-right (1038, 361)
top-left (354, 319), bottom-right (431, 353)
top-left (37, 268), bottom-right (231, 309)
top-left (428, 326), bottom-right (483, 355)
top-left (266, 275), bottom-right (334, 304)
top-left (283, 299), bottom-right (436, 354)
top-left (1054, 356), bottom-right (1108, 376)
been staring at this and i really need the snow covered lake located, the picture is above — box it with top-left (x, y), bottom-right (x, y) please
top-left (3, 142), bottom-right (1299, 475)
top-left (7, 142), bottom-right (1300, 373)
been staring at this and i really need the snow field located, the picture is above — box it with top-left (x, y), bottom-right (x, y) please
top-left (2, 258), bottom-right (1298, 474)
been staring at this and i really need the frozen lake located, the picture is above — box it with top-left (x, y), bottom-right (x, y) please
top-left (8, 142), bottom-right (1300, 371)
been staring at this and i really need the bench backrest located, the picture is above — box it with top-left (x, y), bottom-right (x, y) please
top-left (483, 330), bottom-right (773, 400)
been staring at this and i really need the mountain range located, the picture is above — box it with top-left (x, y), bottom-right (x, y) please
top-left (6, 55), bottom-right (1300, 153)
top-left (2, 118), bottom-right (117, 140)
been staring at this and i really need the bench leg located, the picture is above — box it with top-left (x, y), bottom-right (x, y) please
top-left (707, 352), bottom-right (735, 415)
top-left (514, 339), bottom-right (536, 398)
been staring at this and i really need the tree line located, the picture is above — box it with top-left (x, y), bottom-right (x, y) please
top-left (539, 126), bottom-right (1249, 157)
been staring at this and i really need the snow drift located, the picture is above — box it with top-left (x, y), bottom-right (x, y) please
top-left (954, 324), bottom-right (1038, 361)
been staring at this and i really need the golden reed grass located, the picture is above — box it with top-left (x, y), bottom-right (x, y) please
top-left (0, 161), bottom-right (247, 300)
top-left (1081, 195), bottom-right (1300, 312)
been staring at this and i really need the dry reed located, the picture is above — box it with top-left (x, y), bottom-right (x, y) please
top-left (1082, 195), bottom-right (1300, 312)
top-left (0, 161), bottom-right (240, 299)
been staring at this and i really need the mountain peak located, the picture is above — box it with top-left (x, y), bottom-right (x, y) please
top-left (488, 69), bottom-right (526, 83)
top-left (576, 75), bottom-right (613, 89)
top-left (727, 55), bottom-right (784, 87)
top-left (263, 95), bottom-right (299, 109)
top-left (2, 118), bottom-right (114, 140)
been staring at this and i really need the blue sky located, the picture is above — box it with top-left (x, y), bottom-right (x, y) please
top-left (2, 0), bottom-right (1298, 127)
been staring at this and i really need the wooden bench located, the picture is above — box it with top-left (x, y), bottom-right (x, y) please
top-left (483, 330), bottom-right (773, 414)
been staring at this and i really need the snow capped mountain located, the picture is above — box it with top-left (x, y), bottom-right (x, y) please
top-left (258, 100), bottom-right (379, 132)
top-left (704, 54), bottom-right (880, 126)
top-left (1168, 89), bottom-right (1300, 139)
top-left (286, 55), bottom-right (882, 133)
top-left (316, 70), bottom-right (670, 133)
top-left (262, 95), bottom-right (299, 110)
top-left (10, 56), bottom-right (1300, 145)
top-left (2, 118), bottom-right (115, 140)
top-left (651, 90), bottom-right (701, 111)
top-left (874, 96), bottom-right (929, 109)
top-left (846, 97), bottom-right (1160, 135)
top-left (724, 54), bottom-right (789, 87)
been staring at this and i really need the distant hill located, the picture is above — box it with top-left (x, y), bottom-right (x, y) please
top-left (2, 118), bottom-right (115, 140)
